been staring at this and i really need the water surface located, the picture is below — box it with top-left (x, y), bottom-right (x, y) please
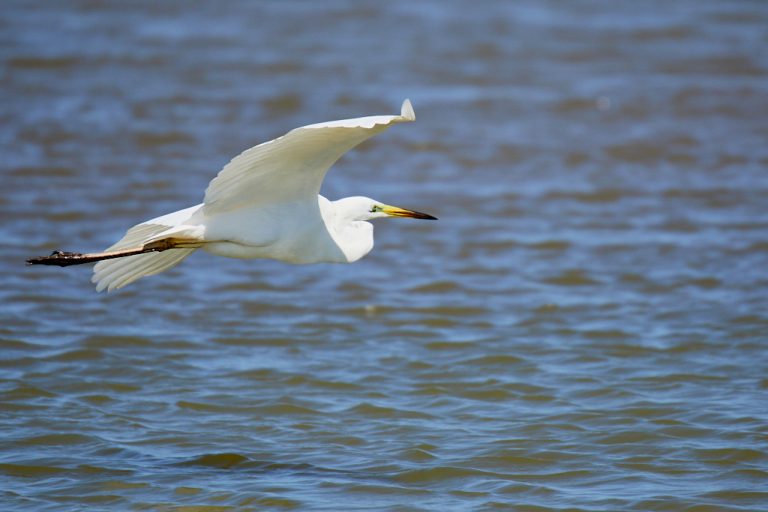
top-left (2, 1), bottom-right (768, 510)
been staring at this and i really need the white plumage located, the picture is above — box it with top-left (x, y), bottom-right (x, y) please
top-left (83, 99), bottom-right (436, 292)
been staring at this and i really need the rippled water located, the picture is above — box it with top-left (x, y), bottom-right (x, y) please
top-left (3, 1), bottom-right (768, 510)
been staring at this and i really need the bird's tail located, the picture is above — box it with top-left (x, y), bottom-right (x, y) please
top-left (27, 206), bottom-right (204, 292)
top-left (91, 206), bottom-right (204, 292)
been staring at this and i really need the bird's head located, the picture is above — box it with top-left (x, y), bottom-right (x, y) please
top-left (335, 196), bottom-right (437, 222)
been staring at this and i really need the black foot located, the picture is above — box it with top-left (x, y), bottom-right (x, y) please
top-left (26, 250), bottom-right (87, 267)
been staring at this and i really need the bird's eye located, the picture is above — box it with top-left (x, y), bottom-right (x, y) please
top-left (370, 205), bottom-right (379, 213)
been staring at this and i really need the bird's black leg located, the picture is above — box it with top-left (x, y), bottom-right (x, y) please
top-left (25, 238), bottom-right (195, 267)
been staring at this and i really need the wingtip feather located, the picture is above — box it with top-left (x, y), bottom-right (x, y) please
top-left (401, 99), bottom-right (415, 121)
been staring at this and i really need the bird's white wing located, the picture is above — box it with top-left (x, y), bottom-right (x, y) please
top-left (202, 99), bottom-right (416, 215)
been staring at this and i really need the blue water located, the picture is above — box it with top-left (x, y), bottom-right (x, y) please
top-left (2, 1), bottom-right (768, 510)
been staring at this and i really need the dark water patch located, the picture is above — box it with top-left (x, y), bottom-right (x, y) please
top-left (228, 368), bottom-right (279, 381)
top-left (0, 356), bottom-right (39, 369)
top-left (133, 130), bottom-right (195, 147)
top-left (597, 430), bottom-right (669, 445)
top-left (700, 489), bottom-right (768, 505)
top-left (424, 340), bottom-right (477, 351)
top-left (262, 93), bottom-right (304, 116)
top-left (8, 56), bottom-right (79, 69)
top-left (322, 435), bottom-right (367, 447)
top-left (80, 334), bottom-right (156, 349)
top-left (176, 400), bottom-right (260, 415)
top-left (616, 455), bottom-right (699, 475)
top-left (564, 150), bottom-right (589, 167)
top-left (79, 394), bottom-right (114, 405)
top-left (378, 328), bottom-right (438, 340)
top-left (294, 320), bottom-right (357, 332)
top-left (656, 425), bottom-right (716, 440)
top-left (0, 461), bottom-right (131, 479)
top-left (400, 447), bottom-right (437, 462)
top-left (3, 384), bottom-right (57, 400)
top-left (391, 466), bottom-right (513, 485)
top-left (281, 374), bottom-right (362, 391)
top-left (628, 374), bottom-right (729, 386)
top-left (176, 398), bottom-right (320, 417)
top-left (458, 388), bottom-right (514, 401)
top-left (406, 280), bottom-right (462, 293)
top-left (182, 453), bottom-right (249, 469)
top-left (604, 142), bottom-right (666, 163)
top-left (0, 338), bottom-right (41, 352)
top-left (530, 303), bottom-right (561, 315)
top-left (660, 56), bottom-right (765, 77)
top-left (14, 433), bottom-right (96, 447)
top-left (541, 188), bottom-right (635, 204)
top-left (657, 218), bottom-right (700, 233)
top-left (100, 479), bottom-right (152, 490)
top-left (517, 393), bottom-right (557, 403)
top-left (541, 269), bottom-right (600, 286)
top-left (581, 328), bottom-right (634, 340)
top-left (347, 402), bottom-right (434, 420)
top-left (728, 468), bottom-right (768, 480)
top-left (213, 336), bottom-right (296, 347)
top-left (240, 301), bottom-right (307, 316)
top-left (630, 499), bottom-right (737, 511)
top-left (174, 486), bottom-right (202, 495)
top-left (526, 240), bottom-right (571, 251)
top-left (469, 240), bottom-right (519, 255)
top-left (570, 385), bottom-right (637, 402)
top-left (375, 305), bottom-right (490, 317)
top-left (593, 342), bottom-right (659, 359)
top-left (450, 490), bottom-right (490, 500)
top-left (45, 211), bottom-right (90, 222)
top-left (251, 403), bottom-right (321, 416)
top-left (619, 272), bottom-right (651, 285)
top-left (344, 483), bottom-right (432, 497)
top-left (64, 374), bottom-right (173, 397)
top-left (410, 380), bottom-right (553, 403)
top-left (47, 494), bottom-right (125, 506)
top-left (662, 187), bottom-right (755, 208)
top-left (680, 276), bottom-right (721, 289)
top-left (251, 496), bottom-right (303, 509)
top-left (48, 348), bottom-right (104, 362)
top-left (729, 314), bottom-right (768, 326)
top-left (495, 482), bottom-right (557, 497)
top-left (413, 317), bottom-right (461, 329)
top-left (466, 451), bottom-right (558, 469)
top-left (7, 166), bottom-right (79, 178)
top-left (508, 469), bottom-right (596, 484)
top-left (693, 448), bottom-right (767, 465)
top-left (741, 241), bottom-right (768, 252)
top-left (460, 354), bottom-right (525, 366)
top-left (552, 97), bottom-right (602, 114)
top-left (405, 140), bottom-right (457, 154)
top-left (0, 463), bottom-right (67, 478)
top-left (615, 405), bottom-right (683, 419)
top-left (660, 339), bottom-right (714, 355)
top-left (629, 25), bottom-right (696, 41)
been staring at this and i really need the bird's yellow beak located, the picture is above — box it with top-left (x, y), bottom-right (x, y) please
top-left (380, 204), bottom-right (438, 220)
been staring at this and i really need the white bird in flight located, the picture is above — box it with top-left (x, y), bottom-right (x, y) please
top-left (27, 99), bottom-right (436, 292)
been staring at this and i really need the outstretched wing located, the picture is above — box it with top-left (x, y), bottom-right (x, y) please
top-left (202, 99), bottom-right (416, 215)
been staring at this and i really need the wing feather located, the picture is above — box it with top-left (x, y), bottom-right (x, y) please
top-left (202, 99), bottom-right (415, 215)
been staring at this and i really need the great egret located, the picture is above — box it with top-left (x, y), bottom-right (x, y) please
top-left (27, 99), bottom-right (436, 292)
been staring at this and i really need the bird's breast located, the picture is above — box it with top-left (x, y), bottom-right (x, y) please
top-left (202, 208), bottom-right (350, 264)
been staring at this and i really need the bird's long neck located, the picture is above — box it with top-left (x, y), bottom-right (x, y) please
top-left (334, 220), bottom-right (374, 263)
top-left (320, 196), bottom-right (375, 263)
